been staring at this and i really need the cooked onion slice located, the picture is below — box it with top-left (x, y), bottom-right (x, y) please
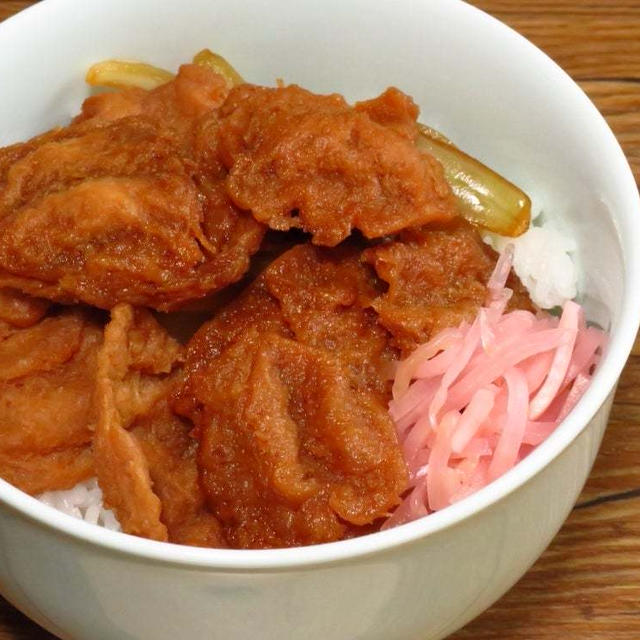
top-left (417, 125), bottom-right (531, 237)
top-left (192, 49), bottom-right (244, 87)
top-left (86, 60), bottom-right (174, 90)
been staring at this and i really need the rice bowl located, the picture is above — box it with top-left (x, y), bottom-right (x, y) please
top-left (0, 0), bottom-right (638, 638)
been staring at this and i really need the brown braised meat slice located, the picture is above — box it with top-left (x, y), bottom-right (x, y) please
top-left (173, 272), bottom-right (289, 426)
top-left (174, 243), bottom-right (392, 417)
top-left (0, 117), bottom-right (189, 214)
top-left (94, 304), bottom-right (224, 546)
top-left (132, 398), bottom-right (226, 547)
top-left (364, 222), bottom-right (533, 355)
top-left (263, 243), bottom-right (396, 401)
top-left (0, 287), bottom-right (102, 494)
top-left (0, 309), bottom-right (102, 458)
top-left (77, 64), bottom-right (265, 307)
top-left (0, 172), bottom-right (215, 311)
top-left (0, 291), bottom-right (224, 544)
top-left (174, 245), bottom-right (408, 549)
top-left (0, 446), bottom-right (95, 496)
top-left (196, 331), bottom-right (406, 549)
top-left (93, 304), bottom-right (184, 541)
top-left (217, 84), bottom-right (457, 246)
top-left (0, 67), bottom-right (264, 311)
top-left (76, 64), bottom-right (230, 148)
top-left (0, 288), bottom-right (49, 328)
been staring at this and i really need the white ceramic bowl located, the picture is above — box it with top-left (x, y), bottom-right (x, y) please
top-left (0, 1), bottom-right (638, 639)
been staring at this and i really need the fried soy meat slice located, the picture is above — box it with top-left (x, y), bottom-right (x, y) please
top-left (0, 64), bottom-right (228, 186)
top-left (0, 446), bottom-right (94, 495)
top-left (175, 245), bottom-right (408, 549)
top-left (217, 84), bottom-right (457, 246)
top-left (76, 64), bottom-right (230, 148)
top-left (0, 116), bottom-right (264, 310)
top-left (0, 297), bottom-right (102, 495)
top-left (0, 288), bottom-right (49, 328)
top-left (262, 243), bottom-right (396, 401)
top-left (188, 331), bottom-right (406, 549)
top-left (0, 117), bottom-right (191, 214)
top-left (174, 272), bottom-right (288, 427)
top-left (176, 243), bottom-right (395, 418)
top-left (364, 222), bottom-right (533, 354)
top-left (0, 309), bottom-right (103, 458)
top-left (77, 63), bottom-right (246, 225)
top-left (94, 304), bottom-right (184, 541)
top-left (132, 398), bottom-right (225, 547)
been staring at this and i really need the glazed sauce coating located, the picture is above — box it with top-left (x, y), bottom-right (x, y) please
top-left (0, 312), bottom-right (101, 455)
top-left (365, 222), bottom-right (533, 354)
top-left (175, 245), bottom-right (408, 549)
top-left (132, 398), bottom-right (226, 547)
top-left (218, 84), bottom-right (457, 246)
top-left (93, 304), bottom-right (185, 542)
top-left (0, 288), bottom-right (49, 328)
top-left (0, 66), bottom-right (264, 311)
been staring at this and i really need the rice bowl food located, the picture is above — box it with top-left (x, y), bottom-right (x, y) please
top-left (32, 224), bottom-right (591, 539)
top-left (0, 50), bottom-right (603, 549)
top-left (35, 223), bottom-right (595, 537)
top-left (0, 0), bottom-right (637, 638)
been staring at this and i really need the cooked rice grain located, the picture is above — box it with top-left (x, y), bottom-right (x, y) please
top-left (38, 478), bottom-right (120, 531)
top-left (484, 224), bottom-right (578, 310)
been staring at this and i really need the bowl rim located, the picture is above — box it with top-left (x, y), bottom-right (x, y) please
top-left (0, 0), bottom-right (639, 572)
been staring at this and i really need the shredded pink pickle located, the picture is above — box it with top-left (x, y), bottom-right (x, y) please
top-left (383, 247), bottom-right (606, 530)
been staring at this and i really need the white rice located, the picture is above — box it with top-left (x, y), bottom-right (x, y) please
top-left (484, 222), bottom-right (578, 310)
top-left (36, 221), bottom-right (579, 531)
top-left (38, 478), bottom-right (121, 531)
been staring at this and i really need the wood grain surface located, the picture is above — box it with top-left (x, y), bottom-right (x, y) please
top-left (0, 0), bottom-right (639, 638)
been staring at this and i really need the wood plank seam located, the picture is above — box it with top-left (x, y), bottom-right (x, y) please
top-left (576, 488), bottom-right (640, 510)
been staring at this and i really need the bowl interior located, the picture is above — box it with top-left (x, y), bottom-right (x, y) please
top-left (0, 0), bottom-right (638, 568)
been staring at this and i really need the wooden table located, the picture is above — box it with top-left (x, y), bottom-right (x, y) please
top-left (0, 0), bottom-right (639, 637)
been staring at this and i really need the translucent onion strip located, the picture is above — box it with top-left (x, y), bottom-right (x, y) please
top-left (417, 125), bottom-right (531, 237)
top-left (86, 60), bottom-right (174, 90)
